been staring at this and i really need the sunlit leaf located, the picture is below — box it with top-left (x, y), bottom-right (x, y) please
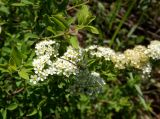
top-left (7, 103), bottom-right (18, 111)
top-left (84, 26), bottom-right (99, 34)
top-left (50, 14), bottom-right (68, 30)
top-left (69, 36), bottom-right (79, 49)
top-left (18, 68), bottom-right (29, 80)
top-left (1, 109), bottom-right (7, 119)
top-left (11, 3), bottom-right (26, 6)
top-left (27, 108), bottom-right (37, 116)
top-left (0, 6), bottom-right (9, 14)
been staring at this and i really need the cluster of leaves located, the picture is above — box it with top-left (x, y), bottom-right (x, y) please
top-left (0, 0), bottom-right (159, 118)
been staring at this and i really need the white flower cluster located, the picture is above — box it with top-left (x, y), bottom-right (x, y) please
top-left (52, 46), bottom-right (83, 77)
top-left (141, 63), bottom-right (152, 78)
top-left (30, 40), bottom-right (59, 84)
top-left (111, 53), bottom-right (126, 69)
top-left (35, 40), bottom-right (59, 57)
top-left (85, 45), bottom-right (115, 61)
top-left (30, 40), bottom-right (160, 84)
top-left (86, 40), bottom-right (160, 77)
top-left (147, 40), bottom-right (160, 60)
top-left (124, 46), bottom-right (149, 69)
top-left (30, 40), bottom-right (83, 84)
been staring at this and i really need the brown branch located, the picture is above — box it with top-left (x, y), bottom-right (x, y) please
top-left (12, 88), bottom-right (24, 95)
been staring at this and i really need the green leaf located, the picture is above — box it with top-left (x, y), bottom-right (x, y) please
top-left (0, 64), bottom-right (9, 73)
top-left (10, 47), bottom-right (22, 67)
top-left (7, 103), bottom-right (18, 111)
top-left (87, 16), bottom-right (96, 25)
top-left (135, 84), bottom-right (149, 110)
top-left (84, 26), bottom-right (99, 34)
top-left (8, 57), bottom-right (17, 72)
top-left (16, 81), bottom-right (22, 87)
top-left (77, 5), bottom-right (92, 25)
top-left (47, 26), bottom-right (56, 34)
top-left (1, 109), bottom-right (7, 119)
top-left (24, 33), bottom-right (38, 41)
top-left (69, 36), bottom-right (79, 49)
top-left (50, 14), bottom-right (68, 30)
top-left (38, 98), bottom-right (47, 110)
top-left (0, 6), bottom-right (9, 14)
top-left (11, 3), bottom-right (26, 6)
top-left (18, 68), bottom-right (29, 80)
top-left (80, 94), bottom-right (88, 102)
top-left (19, 109), bottom-right (24, 117)
top-left (58, 82), bottom-right (65, 88)
top-left (38, 111), bottom-right (42, 119)
top-left (135, 84), bottom-right (143, 96)
top-left (27, 108), bottom-right (37, 116)
top-left (21, 0), bottom-right (33, 5)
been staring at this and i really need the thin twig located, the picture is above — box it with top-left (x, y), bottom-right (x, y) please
top-left (59, 57), bottom-right (77, 67)
top-left (39, 31), bottom-right (69, 40)
top-left (12, 88), bottom-right (24, 95)
top-left (67, 0), bottom-right (90, 11)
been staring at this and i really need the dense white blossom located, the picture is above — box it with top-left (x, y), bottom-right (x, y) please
top-left (124, 46), bottom-right (149, 69)
top-left (52, 46), bottom-right (83, 77)
top-left (85, 45), bottom-right (97, 52)
top-left (53, 58), bottom-right (78, 77)
top-left (30, 42), bottom-right (83, 83)
top-left (35, 40), bottom-right (59, 57)
top-left (61, 46), bottom-right (84, 63)
top-left (147, 40), bottom-right (160, 60)
top-left (111, 53), bottom-right (126, 69)
top-left (86, 45), bottom-right (115, 60)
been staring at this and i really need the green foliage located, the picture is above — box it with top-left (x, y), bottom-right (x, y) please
top-left (0, 0), bottom-right (159, 118)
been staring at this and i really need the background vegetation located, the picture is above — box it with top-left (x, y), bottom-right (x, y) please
top-left (0, 0), bottom-right (160, 118)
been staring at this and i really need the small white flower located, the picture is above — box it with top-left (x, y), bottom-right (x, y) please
top-left (141, 63), bottom-right (152, 78)
top-left (30, 75), bottom-right (38, 84)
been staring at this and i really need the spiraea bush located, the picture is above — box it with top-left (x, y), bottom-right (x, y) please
top-left (0, 0), bottom-right (160, 118)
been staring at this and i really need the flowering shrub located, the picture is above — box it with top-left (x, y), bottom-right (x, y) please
top-left (31, 40), bottom-right (160, 84)
top-left (0, 0), bottom-right (160, 118)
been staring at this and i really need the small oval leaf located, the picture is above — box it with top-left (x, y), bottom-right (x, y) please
top-left (27, 108), bottom-right (37, 116)
top-left (84, 26), bottom-right (99, 34)
top-left (7, 103), bottom-right (18, 111)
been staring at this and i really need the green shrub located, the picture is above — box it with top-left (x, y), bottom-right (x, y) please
top-left (0, 0), bottom-right (159, 119)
